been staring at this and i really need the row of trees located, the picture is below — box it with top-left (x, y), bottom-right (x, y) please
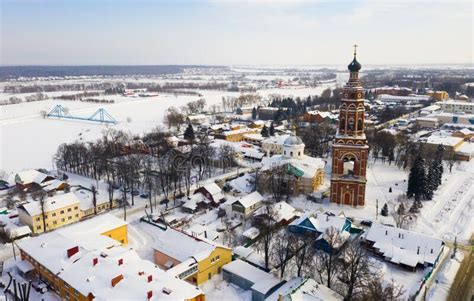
top-left (407, 144), bottom-right (445, 201)
top-left (53, 127), bottom-right (236, 220)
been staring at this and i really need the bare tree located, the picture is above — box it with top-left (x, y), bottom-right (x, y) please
top-left (311, 227), bottom-right (343, 289)
top-left (31, 190), bottom-right (48, 232)
top-left (293, 233), bottom-right (314, 277)
top-left (272, 231), bottom-right (296, 278)
top-left (358, 276), bottom-right (405, 301)
top-left (389, 195), bottom-right (417, 229)
top-left (255, 205), bottom-right (279, 269)
top-left (338, 240), bottom-right (377, 301)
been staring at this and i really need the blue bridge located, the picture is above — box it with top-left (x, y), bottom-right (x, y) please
top-left (46, 104), bottom-right (117, 124)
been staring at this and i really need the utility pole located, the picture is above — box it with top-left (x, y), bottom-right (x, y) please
top-left (376, 199), bottom-right (379, 220)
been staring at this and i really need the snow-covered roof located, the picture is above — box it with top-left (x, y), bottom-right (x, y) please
top-left (261, 155), bottom-right (324, 179)
top-left (152, 228), bottom-right (217, 262)
top-left (236, 191), bottom-right (263, 208)
top-left (266, 277), bottom-right (343, 301)
top-left (57, 214), bottom-right (127, 250)
top-left (19, 192), bottom-right (81, 216)
top-left (15, 169), bottom-right (49, 185)
top-left (185, 224), bottom-right (219, 241)
top-left (262, 134), bottom-right (290, 146)
top-left (254, 201), bottom-right (297, 223)
top-left (41, 179), bottom-right (65, 192)
top-left (456, 142), bottom-right (474, 156)
top-left (426, 135), bottom-right (463, 147)
top-left (58, 247), bottom-right (203, 301)
top-left (201, 182), bottom-right (222, 198)
top-left (74, 188), bottom-right (111, 211)
top-left (364, 223), bottom-right (444, 267)
top-left (182, 193), bottom-right (207, 211)
top-left (283, 135), bottom-right (304, 146)
top-left (220, 128), bottom-right (257, 136)
top-left (233, 246), bottom-right (265, 267)
top-left (290, 212), bottom-right (348, 234)
top-left (242, 227), bottom-right (260, 240)
top-left (223, 259), bottom-right (281, 294)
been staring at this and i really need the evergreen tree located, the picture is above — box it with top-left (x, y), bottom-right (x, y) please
top-left (433, 144), bottom-right (444, 188)
top-left (184, 123), bottom-right (195, 141)
top-left (269, 122), bottom-right (275, 136)
top-left (381, 203), bottom-right (389, 216)
top-left (261, 125), bottom-right (269, 138)
top-left (252, 107), bottom-right (257, 120)
top-left (425, 162), bottom-right (436, 200)
top-left (407, 155), bottom-right (427, 201)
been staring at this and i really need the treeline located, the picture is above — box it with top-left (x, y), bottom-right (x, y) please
top-left (53, 92), bottom-right (100, 100)
top-left (0, 92), bottom-right (49, 106)
top-left (3, 83), bottom-right (116, 93)
top-left (267, 88), bottom-right (343, 121)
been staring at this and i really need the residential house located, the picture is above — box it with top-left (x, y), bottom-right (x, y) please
top-left (222, 259), bottom-right (283, 301)
top-left (363, 223), bottom-right (444, 271)
top-left (231, 191), bottom-right (264, 219)
top-left (153, 227), bottom-right (232, 285)
top-left (289, 212), bottom-right (352, 252)
top-left (18, 192), bottom-right (82, 234)
top-left (14, 169), bottom-right (55, 190)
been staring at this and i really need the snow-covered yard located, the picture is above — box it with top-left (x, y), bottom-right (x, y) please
top-left (1, 83), bottom-right (334, 175)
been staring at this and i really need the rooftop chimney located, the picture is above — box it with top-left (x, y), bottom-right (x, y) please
top-left (204, 231), bottom-right (207, 239)
top-left (111, 274), bottom-right (124, 287)
top-left (147, 275), bottom-right (153, 283)
top-left (118, 258), bottom-right (123, 266)
top-left (147, 291), bottom-right (153, 300)
top-left (162, 287), bottom-right (172, 295)
top-left (138, 271), bottom-right (144, 276)
top-left (417, 246), bottom-right (420, 255)
top-left (93, 258), bottom-right (98, 266)
top-left (67, 246), bottom-right (79, 258)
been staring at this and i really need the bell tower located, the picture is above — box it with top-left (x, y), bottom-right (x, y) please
top-left (330, 45), bottom-right (369, 206)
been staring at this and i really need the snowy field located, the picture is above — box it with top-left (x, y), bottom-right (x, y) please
top-left (0, 83), bottom-right (335, 175)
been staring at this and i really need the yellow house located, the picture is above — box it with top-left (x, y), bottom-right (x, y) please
top-left (56, 213), bottom-right (129, 245)
top-left (428, 90), bottom-right (449, 101)
top-left (18, 192), bottom-right (82, 234)
top-left (153, 228), bottom-right (232, 285)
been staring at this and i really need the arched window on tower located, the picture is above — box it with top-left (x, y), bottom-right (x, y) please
top-left (357, 118), bottom-right (363, 131)
top-left (340, 118), bottom-right (345, 131)
top-left (348, 118), bottom-right (355, 131)
top-left (342, 155), bottom-right (356, 177)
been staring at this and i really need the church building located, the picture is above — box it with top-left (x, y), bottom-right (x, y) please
top-left (330, 46), bottom-right (369, 206)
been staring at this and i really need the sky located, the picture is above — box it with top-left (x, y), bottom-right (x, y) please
top-left (0, 0), bottom-right (472, 66)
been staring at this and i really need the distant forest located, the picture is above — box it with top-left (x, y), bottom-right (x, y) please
top-left (0, 65), bottom-right (226, 80)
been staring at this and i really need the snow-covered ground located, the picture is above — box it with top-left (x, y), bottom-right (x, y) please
top-left (0, 83), bottom-right (334, 175)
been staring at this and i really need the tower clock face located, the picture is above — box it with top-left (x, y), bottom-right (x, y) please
top-left (357, 92), bottom-right (362, 98)
top-left (344, 93), bottom-right (349, 98)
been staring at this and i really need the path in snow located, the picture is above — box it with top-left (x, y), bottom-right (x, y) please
top-left (414, 161), bottom-right (474, 244)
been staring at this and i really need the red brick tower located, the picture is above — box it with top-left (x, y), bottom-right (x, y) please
top-left (330, 45), bottom-right (368, 206)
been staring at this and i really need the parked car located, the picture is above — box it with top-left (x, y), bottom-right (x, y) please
top-left (361, 220), bottom-right (372, 227)
top-left (140, 193), bottom-right (149, 198)
top-left (131, 190), bottom-right (140, 196)
top-left (160, 198), bottom-right (170, 205)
